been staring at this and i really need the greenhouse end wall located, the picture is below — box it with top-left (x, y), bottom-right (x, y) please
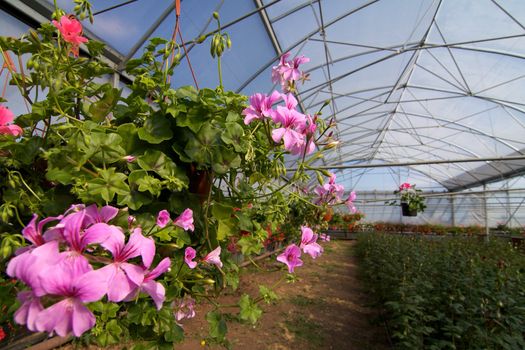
top-left (353, 188), bottom-right (525, 229)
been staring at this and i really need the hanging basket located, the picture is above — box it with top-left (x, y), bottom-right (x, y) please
top-left (401, 203), bottom-right (417, 217)
top-left (188, 164), bottom-right (212, 203)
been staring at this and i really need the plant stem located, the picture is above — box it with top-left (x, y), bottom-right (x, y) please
top-left (204, 181), bottom-right (213, 251)
top-left (248, 256), bottom-right (262, 270)
top-left (11, 171), bottom-right (41, 201)
top-left (217, 56), bottom-right (223, 90)
top-left (12, 206), bottom-right (26, 227)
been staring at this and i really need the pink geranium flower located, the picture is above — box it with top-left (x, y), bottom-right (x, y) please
top-left (242, 91), bottom-right (281, 125)
top-left (97, 228), bottom-right (154, 302)
top-left (271, 53), bottom-right (310, 92)
top-left (20, 214), bottom-right (62, 250)
top-left (271, 106), bottom-right (307, 153)
top-left (173, 295), bottom-right (196, 324)
top-left (7, 242), bottom-right (61, 331)
top-left (83, 204), bottom-right (118, 227)
top-left (282, 55), bottom-right (310, 81)
top-left (52, 15), bottom-right (88, 57)
top-left (289, 114), bottom-right (316, 155)
top-left (174, 208), bottom-right (194, 231)
top-left (320, 233), bottom-right (331, 242)
top-left (125, 257), bottom-right (171, 310)
top-left (399, 183), bottom-right (412, 191)
top-left (314, 174), bottom-right (345, 205)
top-left (281, 93), bottom-right (298, 110)
top-left (277, 244), bottom-right (303, 273)
top-left (157, 210), bottom-right (171, 228)
top-left (14, 290), bottom-right (43, 332)
top-left (184, 247), bottom-right (197, 269)
top-left (272, 53), bottom-right (291, 85)
top-left (0, 105), bottom-right (22, 136)
top-left (55, 210), bottom-right (114, 271)
top-left (299, 226), bottom-right (323, 259)
top-left (202, 246), bottom-right (222, 268)
top-left (34, 262), bottom-right (107, 337)
top-left (346, 192), bottom-right (357, 213)
top-left (123, 155), bottom-right (136, 163)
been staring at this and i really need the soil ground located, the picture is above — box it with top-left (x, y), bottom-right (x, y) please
top-left (60, 240), bottom-right (391, 350)
top-left (177, 240), bottom-right (391, 350)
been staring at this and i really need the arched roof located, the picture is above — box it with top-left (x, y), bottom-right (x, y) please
top-left (2, 0), bottom-right (525, 192)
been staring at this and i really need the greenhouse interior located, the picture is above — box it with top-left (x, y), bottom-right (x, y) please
top-left (0, 0), bottom-right (524, 349)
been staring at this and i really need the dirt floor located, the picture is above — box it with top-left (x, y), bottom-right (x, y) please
top-left (176, 240), bottom-right (391, 350)
top-left (58, 240), bottom-right (391, 350)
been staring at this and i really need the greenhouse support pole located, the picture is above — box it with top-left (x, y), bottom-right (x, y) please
top-left (450, 195), bottom-right (455, 227)
top-left (483, 184), bottom-right (489, 241)
top-left (506, 182), bottom-right (511, 226)
top-left (112, 73), bottom-right (120, 88)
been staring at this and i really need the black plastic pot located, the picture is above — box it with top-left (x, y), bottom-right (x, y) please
top-left (401, 203), bottom-right (417, 217)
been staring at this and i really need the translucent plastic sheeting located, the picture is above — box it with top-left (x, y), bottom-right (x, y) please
top-left (2, 0), bottom-right (525, 193)
top-left (351, 178), bottom-right (525, 228)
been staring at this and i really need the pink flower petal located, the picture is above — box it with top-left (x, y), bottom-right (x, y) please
top-left (184, 247), bottom-right (197, 269)
top-left (75, 269), bottom-right (109, 303)
top-left (174, 208), bottom-right (194, 232)
top-left (35, 299), bottom-right (73, 337)
top-left (100, 264), bottom-right (137, 302)
top-left (82, 223), bottom-right (121, 248)
top-left (147, 257), bottom-right (171, 280)
top-left (71, 300), bottom-right (96, 337)
top-left (14, 291), bottom-right (43, 331)
top-left (276, 244), bottom-right (303, 273)
top-left (0, 105), bottom-right (14, 124)
top-left (157, 210), bottom-right (171, 228)
top-left (202, 246), bottom-right (222, 268)
top-left (142, 280), bottom-right (166, 310)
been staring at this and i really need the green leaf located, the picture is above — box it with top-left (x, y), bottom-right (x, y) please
top-left (86, 40), bottom-right (106, 56)
top-left (217, 218), bottom-right (237, 241)
top-left (226, 111), bottom-right (241, 122)
top-left (153, 308), bottom-right (184, 343)
top-left (237, 212), bottom-right (253, 232)
top-left (212, 148), bottom-right (241, 174)
top-left (89, 132), bottom-right (126, 163)
top-left (138, 113), bottom-right (173, 144)
top-left (46, 167), bottom-right (75, 185)
top-left (225, 271), bottom-right (240, 290)
top-left (136, 175), bottom-right (162, 196)
top-left (206, 310), bottom-right (227, 342)
top-left (175, 107), bottom-right (208, 133)
top-left (238, 236), bottom-right (263, 255)
top-left (86, 168), bottom-right (129, 202)
top-left (127, 302), bottom-right (157, 326)
top-left (13, 137), bottom-right (43, 165)
top-left (220, 122), bottom-right (245, 151)
top-left (175, 228), bottom-right (191, 247)
top-left (137, 150), bottom-right (179, 178)
top-left (259, 285), bottom-right (278, 304)
top-left (238, 294), bottom-right (263, 325)
top-left (117, 123), bottom-right (142, 154)
top-left (105, 319), bottom-right (123, 340)
top-left (212, 202), bottom-right (234, 220)
top-left (184, 124), bottom-right (219, 164)
top-left (89, 87), bottom-right (121, 122)
top-left (176, 85), bottom-right (198, 101)
top-left (117, 189), bottom-right (152, 210)
top-left (166, 103), bottom-right (187, 119)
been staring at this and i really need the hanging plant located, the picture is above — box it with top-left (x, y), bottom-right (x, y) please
top-left (387, 183), bottom-right (426, 215)
top-left (0, 2), bottom-right (347, 347)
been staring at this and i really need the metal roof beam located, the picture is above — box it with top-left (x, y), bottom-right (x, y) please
top-left (6, 0), bottom-right (125, 66)
top-left (236, 0), bottom-right (382, 92)
top-left (287, 155), bottom-right (525, 171)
